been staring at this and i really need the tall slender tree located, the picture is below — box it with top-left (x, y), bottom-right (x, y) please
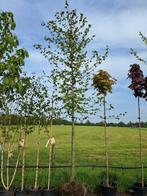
top-left (43, 72), bottom-right (59, 190)
top-left (16, 75), bottom-right (36, 192)
top-left (128, 64), bottom-right (145, 188)
top-left (93, 70), bottom-right (116, 187)
top-left (32, 75), bottom-right (50, 190)
top-left (0, 11), bottom-right (29, 191)
top-left (35, 1), bottom-right (108, 181)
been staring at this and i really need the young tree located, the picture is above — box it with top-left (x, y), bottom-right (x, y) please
top-left (0, 10), bottom-right (29, 191)
top-left (16, 75), bottom-right (35, 192)
top-left (128, 64), bottom-right (145, 188)
top-left (93, 70), bottom-right (116, 187)
top-left (17, 74), bottom-right (50, 191)
top-left (0, 100), bottom-right (21, 191)
top-left (43, 72), bottom-right (59, 191)
top-left (35, 1), bottom-right (108, 181)
top-left (32, 76), bottom-right (49, 191)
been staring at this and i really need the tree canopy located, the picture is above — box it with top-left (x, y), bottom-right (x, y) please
top-left (0, 11), bottom-right (29, 111)
top-left (128, 64), bottom-right (147, 100)
top-left (35, 1), bottom-right (108, 119)
top-left (93, 70), bottom-right (116, 96)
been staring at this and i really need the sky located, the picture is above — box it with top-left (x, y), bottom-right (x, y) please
top-left (1, 0), bottom-right (147, 123)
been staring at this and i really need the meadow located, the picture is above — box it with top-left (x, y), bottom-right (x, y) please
top-left (1, 125), bottom-right (147, 192)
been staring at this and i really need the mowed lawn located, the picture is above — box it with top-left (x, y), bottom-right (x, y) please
top-left (1, 125), bottom-right (147, 191)
top-left (25, 125), bottom-right (147, 166)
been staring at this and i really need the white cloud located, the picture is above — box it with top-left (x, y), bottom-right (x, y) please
top-left (87, 8), bottom-right (147, 49)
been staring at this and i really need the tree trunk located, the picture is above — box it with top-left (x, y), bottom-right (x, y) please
top-left (47, 116), bottom-right (53, 190)
top-left (47, 144), bottom-right (52, 190)
top-left (6, 117), bottom-right (11, 190)
top-left (71, 114), bottom-right (75, 182)
top-left (8, 149), bottom-right (21, 189)
top-left (70, 65), bottom-right (75, 182)
top-left (21, 116), bottom-right (27, 191)
top-left (6, 142), bottom-right (10, 190)
top-left (1, 115), bottom-right (21, 190)
top-left (47, 94), bottom-right (56, 189)
top-left (1, 148), bottom-right (7, 190)
top-left (34, 121), bottom-right (40, 190)
top-left (51, 144), bottom-right (55, 176)
top-left (104, 96), bottom-right (109, 187)
top-left (138, 97), bottom-right (144, 188)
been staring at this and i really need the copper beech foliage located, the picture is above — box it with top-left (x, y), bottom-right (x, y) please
top-left (128, 64), bottom-right (147, 100)
top-left (93, 70), bottom-right (116, 96)
top-left (143, 77), bottom-right (147, 100)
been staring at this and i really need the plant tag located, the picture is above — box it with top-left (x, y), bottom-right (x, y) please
top-left (8, 150), bottom-right (13, 158)
top-left (18, 139), bottom-right (25, 148)
top-left (45, 137), bottom-right (56, 147)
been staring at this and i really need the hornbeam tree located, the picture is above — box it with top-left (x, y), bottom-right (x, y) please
top-left (35, 1), bottom-right (108, 181)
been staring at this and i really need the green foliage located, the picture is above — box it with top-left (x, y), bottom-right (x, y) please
top-left (0, 11), bottom-right (29, 110)
top-left (35, 2), bottom-right (108, 118)
top-left (17, 75), bottom-right (50, 123)
top-left (0, 125), bottom-right (19, 143)
top-left (42, 72), bottom-right (61, 120)
top-left (130, 32), bottom-right (147, 65)
top-left (93, 70), bottom-right (116, 96)
top-left (35, 1), bottom-right (108, 181)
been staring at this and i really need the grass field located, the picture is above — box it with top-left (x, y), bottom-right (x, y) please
top-left (1, 125), bottom-right (147, 191)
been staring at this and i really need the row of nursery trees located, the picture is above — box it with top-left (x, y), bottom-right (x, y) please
top-left (0, 0), bottom-right (147, 194)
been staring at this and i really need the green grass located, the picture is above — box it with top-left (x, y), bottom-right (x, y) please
top-left (1, 125), bottom-right (147, 191)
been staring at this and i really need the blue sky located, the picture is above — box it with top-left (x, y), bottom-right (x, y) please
top-left (1, 0), bottom-right (147, 122)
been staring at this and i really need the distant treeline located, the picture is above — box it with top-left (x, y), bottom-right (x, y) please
top-left (77, 120), bottom-right (147, 128)
top-left (0, 114), bottom-right (70, 126)
top-left (0, 114), bottom-right (147, 128)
